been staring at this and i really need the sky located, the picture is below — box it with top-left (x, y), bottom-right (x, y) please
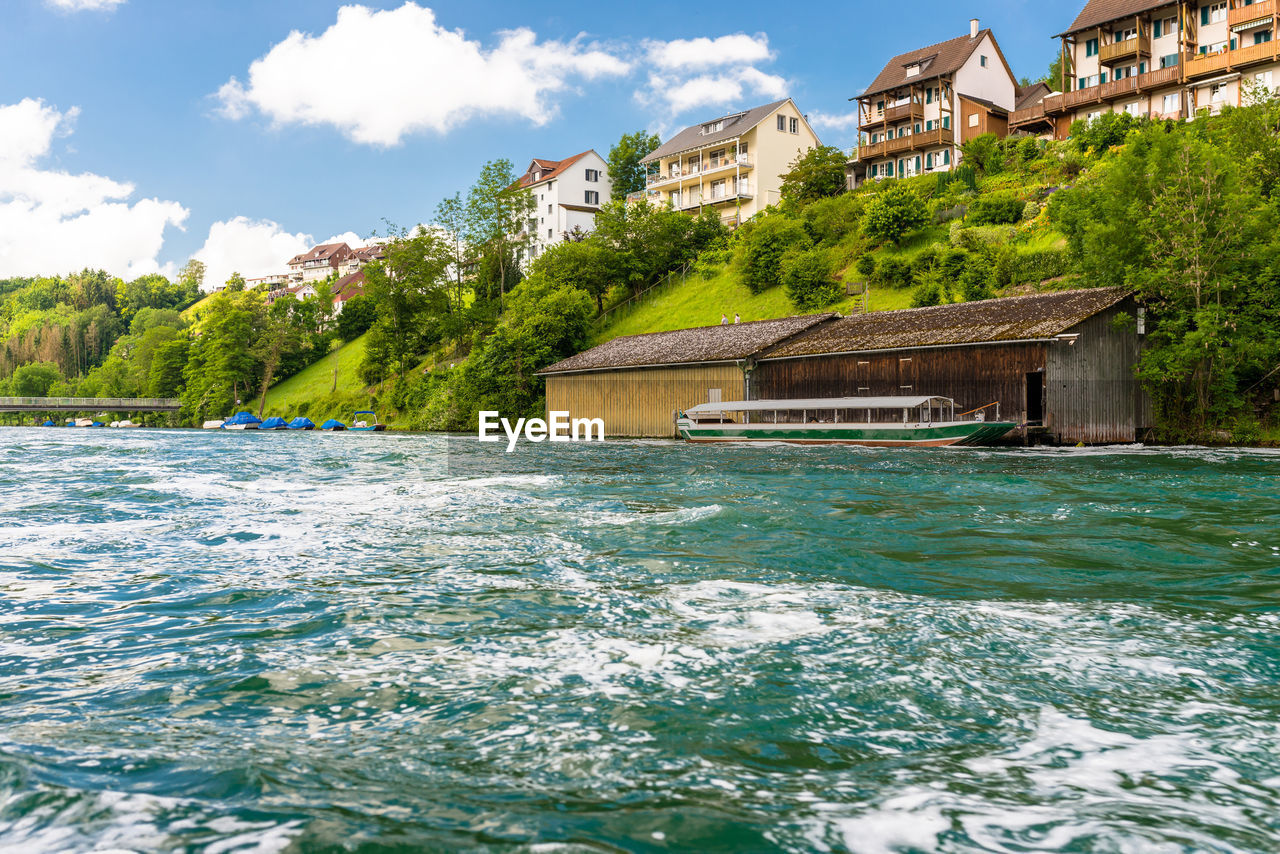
top-left (1, 0), bottom-right (1063, 290)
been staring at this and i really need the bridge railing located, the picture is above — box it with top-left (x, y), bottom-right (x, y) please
top-left (0, 397), bottom-right (182, 411)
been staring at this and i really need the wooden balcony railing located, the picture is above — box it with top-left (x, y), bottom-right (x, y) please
top-left (1009, 102), bottom-right (1049, 126)
top-left (1040, 64), bottom-right (1182, 116)
top-left (1230, 0), bottom-right (1274, 28)
top-left (855, 127), bottom-right (951, 161)
top-left (1100, 33), bottom-right (1150, 65)
top-left (883, 101), bottom-right (924, 123)
top-left (1185, 40), bottom-right (1279, 78)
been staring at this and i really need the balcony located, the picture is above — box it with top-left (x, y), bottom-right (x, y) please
top-left (1230, 0), bottom-right (1274, 29)
top-left (855, 127), bottom-right (950, 161)
top-left (645, 154), bottom-right (753, 187)
top-left (883, 101), bottom-right (924, 123)
top-left (1185, 40), bottom-right (1278, 78)
top-left (1100, 33), bottom-right (1150, 66)
top-left (1041, 64), bottom-right (1182, 114)
top-left (1009, 102), bottom-right (1050, 128)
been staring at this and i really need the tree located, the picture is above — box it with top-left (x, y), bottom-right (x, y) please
top-left (862, 184), bottom-right (927, 245)
top-left (11, 362), bottom-right (62, 396)
top-left (739, 216), bottom-right (812, 294)
top-left (254, 299), bottom-right (305, 417)
top-left (779, 146), bottom-right (848, 206)
top-left (336, 294), bottom-right (376, 341)
top-left (464, 159), bottom-right (536, 309)
top-left (435, 193), bottom-right (475, 343)
top-left (606, 130), bottom-right (661, 201)
top-left (1046, 52), bottom-right (1066, 92)
top-left (362, 226), bottom-right (452, 380)
top-left (178, 259), bottom-right (206, 296)
top-left (781, 248), bottom-right (840, 310)
top-left (530, 240), bottom-right (622, 314)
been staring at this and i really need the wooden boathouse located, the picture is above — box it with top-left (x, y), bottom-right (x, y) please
top-left (537, 314), bottom-right (833, 437)
top-left (539, 287), bottom-right (1148, 443)
top-left (752, 287), bottom-right (1148, 444)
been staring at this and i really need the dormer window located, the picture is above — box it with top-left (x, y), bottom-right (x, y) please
top-left (906, 64), bottom-right (921, 78)
top-left (702, 120), bottom-right (724, 134)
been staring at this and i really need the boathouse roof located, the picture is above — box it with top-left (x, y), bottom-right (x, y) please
top-left (763, 287), bottom-right (1132, 359)
top-left (537, 313), bottom-right (836, 374)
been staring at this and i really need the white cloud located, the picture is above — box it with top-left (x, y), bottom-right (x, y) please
top-left (193, 217), bottom-right (313, 293)
top-left (638, 33), bottom-right (786, 117)
top-left (809, 110), bottom-right (860, 131)
top-left (45, 0), bottom-right (126, 11)
top-left (0, 98), bottom-right (188, 280)
top-left (644, 34), bottom-right (772, 72)
top-left (216, 2), bottom-right (629, 146)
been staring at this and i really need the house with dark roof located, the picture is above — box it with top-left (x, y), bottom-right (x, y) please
top-left (287, 242), bottom-right (355, 283)
top-left (851, 19), bottom-right (1018, 184)
top-left (539, 289), bottom-right (1151, 443)
top-left (537, 314), bottom-right (835, 437)
top-left (638, 98), bottom-right (820, 227)
top-left (1009, 0), bottom-right (1280, 138)
top-left (513, 150), bottom-right (611, 265)
top-left (753, 288), bottom-right (1149, 444)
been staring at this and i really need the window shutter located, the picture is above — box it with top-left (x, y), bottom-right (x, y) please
top-left (1154, 20), bottom-right (1162, 38)
top-left (1201, 6), bottom-right (1209, 26)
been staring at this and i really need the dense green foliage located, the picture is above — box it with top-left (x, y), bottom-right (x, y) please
top-left (778, 145), bottom-right (849, 206)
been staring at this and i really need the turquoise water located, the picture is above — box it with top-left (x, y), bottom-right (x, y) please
top-left (1, 430), bottom-right (1279, 852)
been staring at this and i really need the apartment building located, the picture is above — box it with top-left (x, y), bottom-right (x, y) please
top-left (514, 151), bottom-right (611, 264)
top-left (1011, 0), bottom-right (1280, 137)
top-left (287, 242), bottom-right (356, 283)
top-left (637, 98), bottom-right (820, 227)
top-left (850, 19), bottom-right (1018, 184)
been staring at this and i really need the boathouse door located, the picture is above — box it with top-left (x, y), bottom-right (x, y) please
top-left (1026, 372), bottom-right (1044, 423)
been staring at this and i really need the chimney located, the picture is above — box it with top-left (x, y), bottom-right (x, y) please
top-left (970, 18), bottom-right (980, 37)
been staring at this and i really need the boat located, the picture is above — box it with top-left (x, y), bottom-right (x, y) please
top-left (348, 410), bottom-right (386, 432)
top-left (676, 396), bottom-right (1017, 447)
top-left (222, 411), bottom-right (262, 430)
top-left (320, 419), bottom-right (346, 431)
top-left (70, 418), bottom-right (93, 428)
top-left (287, 417), bottom-right (315, 431)
top-left (202, 420), bottom-right (226, 430)
top-left (259, 416), bottom-right (288, 430)
top-left (41, 420), bottom-right (56, 427)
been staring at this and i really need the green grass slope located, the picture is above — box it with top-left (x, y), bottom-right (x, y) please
top-left (260, 333), bottom-right (383, 425)
top-left (594, 264), bottom-right (917, 345)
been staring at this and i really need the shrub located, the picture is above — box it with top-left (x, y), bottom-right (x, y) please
top-left (1016, 136), bottom-right (1042, 163)
top-left (802, 193), bottom-right (865, 246)
top-left (1070, 111), bottom-right (1146, 152)
top-left (967, 190), bottom-right (1024, 225)
top-left (739, 216), bottom-right (812, 293)
top-left (1021, 200), bottom-right (1042, 222)
top-left (855, 254), bottom-right (877, 281)
top-left (1007, 248), bottom-right (1068, 286)
top-left (863, 183), bottom-right (928, 245)
top-left (961, 133), bottom-right (1004, 175)
top-left (336, 294), bottom-right (377, 341)
top-left (874, 257), bottom-right (912, 289)
top-left (781, 248), bottom-right (841, 311)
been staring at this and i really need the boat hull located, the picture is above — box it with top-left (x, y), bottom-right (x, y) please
top-left (348, 425), bottom-right (386, 432)
top-left (677, 420), bottom-right (1017, 447)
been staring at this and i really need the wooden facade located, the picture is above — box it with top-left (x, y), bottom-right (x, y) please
top-left (545, 364), bottom-right (746, 438)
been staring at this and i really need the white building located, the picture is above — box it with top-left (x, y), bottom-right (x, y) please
top-left (514, 151), bottom-right (611, 264)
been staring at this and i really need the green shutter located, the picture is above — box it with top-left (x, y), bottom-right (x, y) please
top-left (1154, 20), bottom-right (1162, 38)
top-left (1201, 6), bottom-right (1209, 26)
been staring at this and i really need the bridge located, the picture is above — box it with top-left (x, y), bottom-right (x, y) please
top-left (0, 397), bottom-right (182, 413)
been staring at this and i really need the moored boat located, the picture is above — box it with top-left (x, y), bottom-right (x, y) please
top-left (320, 419), bottom-right (346, 431)
top-left (348, 410), bottom-right (386, 432)
top-left (222, 411), bottom-right (262, 430)
top-left (677, 396), bottom-right (1016, 447)
top-left (259, 416), bottom-right (288, 430)
top-left (287, 417), bottom-right (315, 430)
top-left (202, 419), bottom-right (226, 430)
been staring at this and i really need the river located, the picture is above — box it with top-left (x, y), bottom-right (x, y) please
top-left (1, 430), bottom-right (1278, 852)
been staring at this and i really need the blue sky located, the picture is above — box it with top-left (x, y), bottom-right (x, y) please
top-left (1, 0), bottom-right (1062, 288)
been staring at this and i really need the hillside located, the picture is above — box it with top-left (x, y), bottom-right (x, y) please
top-left (260, 332), bottom-right (380, 425)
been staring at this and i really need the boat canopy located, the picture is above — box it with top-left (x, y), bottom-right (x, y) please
top-left (287, 417), bottom-right (315, 429)
top-left (320, 419), bottom-right (346, 430)
top-left (260, 416), bottom-right (288, 429)
top-left (354, 410), bottom-right (376, 415)
top-left (684, 396), bottom-right (952, 415)
top-left (224, 411), bottom-right (263, 426)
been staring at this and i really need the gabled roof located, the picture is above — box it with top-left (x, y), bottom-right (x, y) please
top-left (763, 288), bottom-right (1131, 359)
top-left (537, 313), bottom-right (836, 374)
top-left (1055, 0), bottom-right (1170, 38)
top-left (287, 242), bottom-right (351, 266)
top-left (640, 98), bottom-right (793, 164)
top-left (959, 93), bottom-right (1009, 116)
top-left (860, 29), bottom-right (1008, 100)
top-left (516, 151), bottom-right (597, 189)
top-left (334, 270), bottom-right (365, 300)
top-left (1015, 81), bottom-right (1053, 111)
top-left (350, 245), bottom-right (385, 262)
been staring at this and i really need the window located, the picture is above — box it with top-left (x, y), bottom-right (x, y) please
top-left (1160, 53), bottom-right (1181, 69)
top-left (702, 120), bottom-right (723, 134)
top-left (906, 64), bottom-right (920, 77)
top-left (942, 115), bottom-right (951, 129)
top-left (1206, 2), bottom-right (1227, 25)
top-left (789, 117), bottom-right (799, 133)
top-left (942, 149), bottom-right (951, 165)
top-left (1163, 92), bottom-right (1181, 113)
top-left (584, 168), bottom-right (599, 181)
top-left (925, 119), bottom-right (935, 130)
top-left (925, 152), bottom-right (933, 169)
top-left (547, 204), bottom-right (552, 214)
top-left (968, 113), bottom-right (979, 127)
top-left (584, 190), bottom-right (599, 205)
top-left (777, 115), bottom-right (787, 130)
top-left (980, 55), bottom-right (988, 67)
top-left (547, 228), bottom-right (553, 239)
top-left (1256, 30), bottom-right (1273, 45)
top-left (1257, 70), bottom-right (1274, 87)
top-left (1210, 82), bottom-right (1228, 102)
top-left (1114, 26), bottom-right (1136, 42)
top-left (876, 100), bottom-right (885, 114)
top-left (1125, 101), bottom-right (1144, 116)
top-left (1200, 40), bottom-right (1228, 55)
top-left (1154, 17), bottom-right (1177, 38)
top-left (925, 87), bottom-right (933, 104)
top-left (1085, 38), bottom-right (1099, 56)
top-left (913, 122), bottom-right (921, 133)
